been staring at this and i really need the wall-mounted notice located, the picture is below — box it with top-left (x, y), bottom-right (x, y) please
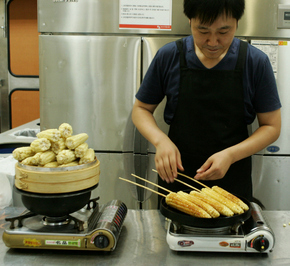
top-left (119, 0), bottom-right (172, 30)
top-left (251, 40), bottom-right (278, 78)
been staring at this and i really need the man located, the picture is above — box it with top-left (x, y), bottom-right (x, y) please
top-left (132, 0), bottom-right (281, 200)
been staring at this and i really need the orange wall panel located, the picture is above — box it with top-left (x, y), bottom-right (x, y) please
top-left (10, 90), bottom-right (40, 128)
top-left (9, 0), bottom-right (39, 76)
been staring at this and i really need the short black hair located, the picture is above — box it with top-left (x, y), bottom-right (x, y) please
top-left (184, 0), bottom-right (245, 25)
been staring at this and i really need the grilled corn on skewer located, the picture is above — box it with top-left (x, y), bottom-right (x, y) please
top-left (190, 191), bottom-right (234, 217)
top-left (177, 191), bottom-right (220, 218)
top-left (212, 186), bottom-right (249, 211)
top-left (166, 192), bottom-right (212, 218)
top-left (201, 188), bottom-right (244, 215)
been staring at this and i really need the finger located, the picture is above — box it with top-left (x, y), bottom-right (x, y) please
top-left (156, 159), bottom-right (172, 183)
top-left (166, 158), bottom-right (177, 182)
top-left (167, 150), bottom-right (183, 181)
top-left (155, 158), bottom-right (166, 181)
top-left (195, 169), bottom-right (222, 181)
top-left (176, 152), bottom-right (184, 172)
top-left (156, 165), bottom-right (169, 183)
top-left (196, 159), bottom-right (212, 174)
top-left (163, 156), bottom-right (176, 183)
top-left (195, 171), bottom-right (211, 180)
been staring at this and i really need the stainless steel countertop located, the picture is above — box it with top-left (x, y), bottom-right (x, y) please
top-left (0, 207), bottom-right (290, 266)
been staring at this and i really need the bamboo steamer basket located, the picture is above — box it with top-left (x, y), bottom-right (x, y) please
top-left (15, 159), bottom-right (100, 194)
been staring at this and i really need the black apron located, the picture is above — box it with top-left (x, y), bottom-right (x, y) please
top-left (158, 39), bottom-right (252, 202)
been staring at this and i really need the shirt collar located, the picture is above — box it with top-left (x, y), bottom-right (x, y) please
top-left (187, 35), bottom-right (239, 55)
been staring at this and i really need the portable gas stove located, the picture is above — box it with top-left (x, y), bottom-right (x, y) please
top-left (2, 199), bottom-right (127, 251)
top-left (162, 201), bottom-right (275, 253)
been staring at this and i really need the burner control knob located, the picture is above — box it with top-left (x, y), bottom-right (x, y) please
top-left (251, 236), bottom-right (269, 252)
top-left (94, 235), bottom-right (109, 249)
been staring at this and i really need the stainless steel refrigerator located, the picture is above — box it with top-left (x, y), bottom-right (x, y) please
top-left (236, 0), bottom-right (290, 210)
top-left (37, 0), bottom-right (190, 209)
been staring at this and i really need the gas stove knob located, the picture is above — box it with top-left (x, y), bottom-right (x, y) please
top-left (251, 236), bottom-right (269, 252)
top-left (94, 235), bottom-right (109, 249)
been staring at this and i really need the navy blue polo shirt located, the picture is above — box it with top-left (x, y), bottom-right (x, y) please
top-left (136, 36), bottom-right (281, 125)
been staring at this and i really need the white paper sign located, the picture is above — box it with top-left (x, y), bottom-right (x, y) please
top-left (251, 40), bottom-right (278, 76)
top-left (119, 0), bottom-right (172, 30)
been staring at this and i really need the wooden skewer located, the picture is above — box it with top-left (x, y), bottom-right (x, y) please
top-left (132, 172), bottom-right (200, 193)
top-left (174, 178), bottom-right (200, 192)
top-left (151, 168), bottom-right (200, 192)
top-left (152, 168), bottom-right (209, 189)
top-left (177, 172), bottom-right (210, 189)
top-left (118, 177), bottom-right (166, 197)
top-left (131, 173), bottom-right (172, 193)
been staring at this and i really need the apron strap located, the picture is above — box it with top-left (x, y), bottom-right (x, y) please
top-left (176, 39), bottom-right (187, 68)
top-left (235, 40), bottom-right (248, 71)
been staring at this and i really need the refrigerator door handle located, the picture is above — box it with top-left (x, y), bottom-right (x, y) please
top-left (133, 127), bottom-right (148, 155)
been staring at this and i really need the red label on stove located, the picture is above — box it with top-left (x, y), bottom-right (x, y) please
top-left (178, 240), bottom-right (194, 247)
top-left (24, 238), bottom-right (42, 247)
top-left (230, 242), bottom-right (241, 248)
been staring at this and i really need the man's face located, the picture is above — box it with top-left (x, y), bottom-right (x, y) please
top-left (190, 15), bottom-right (237, 61)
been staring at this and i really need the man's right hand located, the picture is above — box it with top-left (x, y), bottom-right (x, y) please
top-left (132, 99), bottom-right (183, 182)
top-left (155, 136), bottom-right (184, 183)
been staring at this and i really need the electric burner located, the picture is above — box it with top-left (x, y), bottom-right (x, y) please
top-left (165, 202), bottom-right (275, 253)
top-left (2, 199), bottom-right (127, 251)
